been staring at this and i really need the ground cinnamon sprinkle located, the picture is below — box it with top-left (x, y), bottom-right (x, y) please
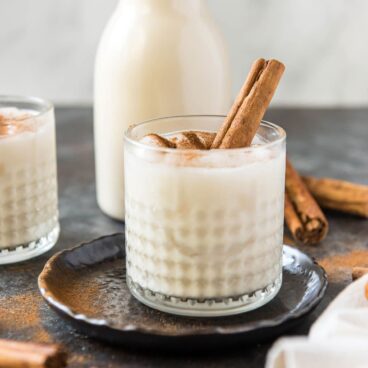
top-left (319, 249), bottom-right (368, 282)
top-left (38, 261), bottom-right (102, 318)
top-left (52, 277), bottom-right (101, 318)
top-left (0, 292), bottom-right (52, 343)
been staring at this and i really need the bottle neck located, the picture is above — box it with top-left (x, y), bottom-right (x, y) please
top-left (118, 0), bottom-right (207, 16)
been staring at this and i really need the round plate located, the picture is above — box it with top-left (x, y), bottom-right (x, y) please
top-left (38, 233), bottom-right (327, 350)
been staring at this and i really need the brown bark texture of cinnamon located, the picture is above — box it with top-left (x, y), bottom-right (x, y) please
top-left (211, 58), bottom-right (285, 149)
top-left (0, 339), bottom-right (67, 368)
top-left (303, 176), bottom-right (368, 218)
top-left (285, 159), bottom-right (329, 245)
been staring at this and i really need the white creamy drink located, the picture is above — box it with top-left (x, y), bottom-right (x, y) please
top-left (0, 105), bottom-right (58, 255)
top-left (124, 116), bottom-right (286, 316)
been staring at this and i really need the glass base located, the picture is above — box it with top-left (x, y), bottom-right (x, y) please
top-left (127, 274), bottom-right (282, 317)
top-left (0, 224), bottom-right (60, 265)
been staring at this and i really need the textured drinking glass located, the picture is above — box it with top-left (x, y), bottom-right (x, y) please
top-left (124, 115), bottom-right (286, 317)
top-left (0, 96), bottom-right (59, 264)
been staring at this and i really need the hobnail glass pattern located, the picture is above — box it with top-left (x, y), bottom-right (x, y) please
top-left (126, 196), bottom-right (283, 301)
top-left (0, 161), bottom-right (58, 249)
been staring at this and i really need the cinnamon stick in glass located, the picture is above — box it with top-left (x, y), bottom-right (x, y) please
top-left (285, 159), bottom-right (329, 245)
top-left (211, 58), bottom-right (268, 148)
top-left (0, 339), bottom-right (67, 368)
top-left (211, 58), bottom-right (285, 149)
top-left (303, 176), bottom-right (368, 218)
top-left (141, 58), bottom-right (284, 151)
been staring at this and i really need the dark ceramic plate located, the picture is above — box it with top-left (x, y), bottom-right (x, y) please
top-left (38, 233), bottom-right (327, 350)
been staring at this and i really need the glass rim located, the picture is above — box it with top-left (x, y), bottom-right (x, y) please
top-left (0, 95), bottom-right (54, 121)
top-left (124, 114), bottom-right (286, 154)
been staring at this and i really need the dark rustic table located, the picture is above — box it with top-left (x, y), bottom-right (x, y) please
top-left (1, 107), bottom-right (367, 367)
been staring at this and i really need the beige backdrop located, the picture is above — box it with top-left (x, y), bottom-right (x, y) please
top-left (0, 0), bottom-right (367, 106)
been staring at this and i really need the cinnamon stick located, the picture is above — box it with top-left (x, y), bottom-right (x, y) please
top-left (285, 159), bottom-right (329, 245)
top-left (0, 339), bottom-right (67, 368)
top-left (140, 58), bottom-right (284, 151)
top-left (211, 58), bottom-right (267, 148)
top-left (303, 176), bottom-right (368, 218)
top-left (212, 58), bottom-right (285, 149)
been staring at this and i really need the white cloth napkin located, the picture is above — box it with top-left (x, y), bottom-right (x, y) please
top-left (266, 274), bottom-right (368, 368)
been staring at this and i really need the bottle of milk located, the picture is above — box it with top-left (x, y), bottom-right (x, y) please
top-left (94, 0), bottom-right (231, 220)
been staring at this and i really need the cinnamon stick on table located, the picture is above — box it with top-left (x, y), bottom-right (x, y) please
top-left (303, 176), bottom-right (368, 218)
top-left (0, 339), bottom-right (67, 368)
top-left (211, 58), bottom-right (285, 149)
top-left (285, 159), bottom-right (329, 245)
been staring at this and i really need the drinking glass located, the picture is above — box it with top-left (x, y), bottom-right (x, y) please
top-left (0, 96), bottom-right (59, 264)
top-left (124, 115), bottom-right (286, 316)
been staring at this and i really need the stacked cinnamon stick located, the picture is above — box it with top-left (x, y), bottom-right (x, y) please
top-left (140, 57), bottom-right (368, 246)
top-left (303, 176), bottom-right (368, 218)
top-left (285, 159), bottom-right (328, 245)
top-left (285, 161), bottom-right (368, 245)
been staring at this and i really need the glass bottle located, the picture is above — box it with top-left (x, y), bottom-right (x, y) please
top-left (94, 0), bottom-right (231, 220)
